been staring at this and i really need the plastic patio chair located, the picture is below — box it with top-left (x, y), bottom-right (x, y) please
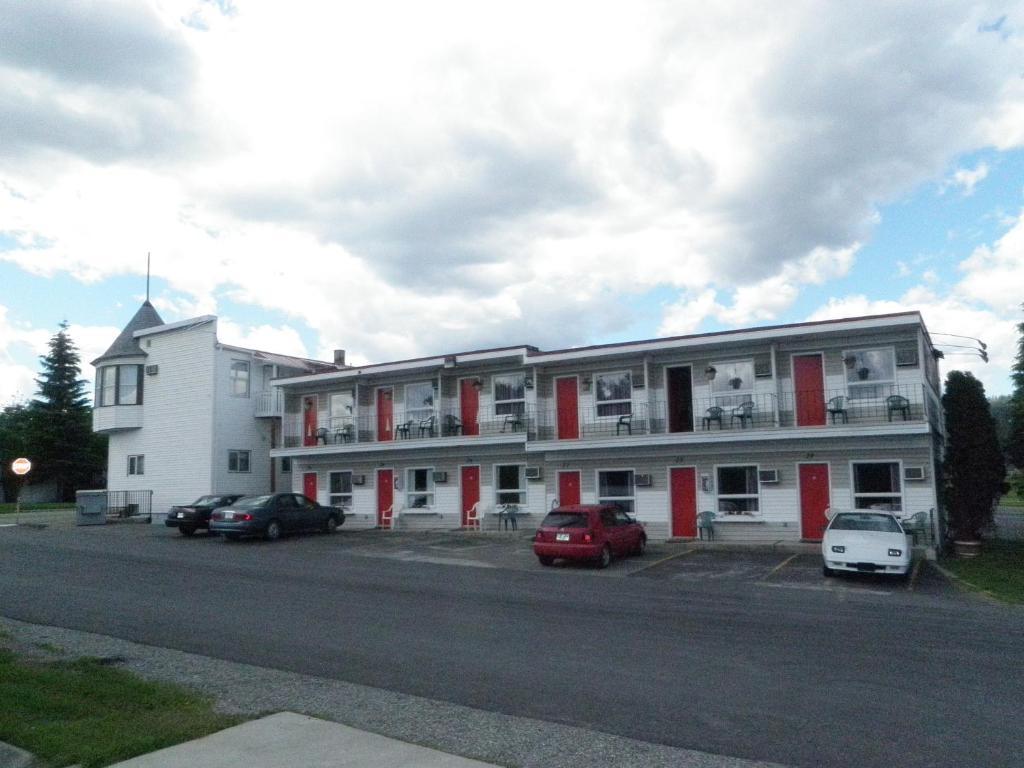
top-left (730, 400), bottom-right (755, 428)
top-left (827, 396), bottom-right (848, 424)
top-left (886, 395), bottom-right (911, 422)
top-left (697, 510), bottom-right (716, 541)
top-left (702, 406), bottom-right (724, 430)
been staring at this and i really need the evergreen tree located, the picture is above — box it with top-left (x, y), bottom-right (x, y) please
top-left (0, 403), bottom-right (33, 502)
top-left (1007, 306), bottom-right (1024, 469)
top-left (30, 322), bottom-right (106, 501)
top-left (942, 370), bottom-right (1006, 541)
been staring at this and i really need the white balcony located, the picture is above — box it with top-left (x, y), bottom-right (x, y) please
top-left (255, 389), bottom-right (285, 418)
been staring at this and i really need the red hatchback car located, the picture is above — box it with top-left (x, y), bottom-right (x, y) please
top-left (533, 504), bottom-right (646, 568)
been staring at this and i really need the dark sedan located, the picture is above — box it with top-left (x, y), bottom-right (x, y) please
top-left (209, 493), bottom-right (344, 541)
top-left (164, 494), bottom-right (246, 536)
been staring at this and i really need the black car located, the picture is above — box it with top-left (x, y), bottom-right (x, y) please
top-left (165, 494), bottom-right (246, 536)
top-left (209, 493), bottom-right (345, 541)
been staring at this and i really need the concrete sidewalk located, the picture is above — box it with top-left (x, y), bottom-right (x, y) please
top-left (112, 712), bottom-right (503, 768)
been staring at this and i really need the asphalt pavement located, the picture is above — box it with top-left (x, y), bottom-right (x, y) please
top-left (0, 523), bottom-right (1020, 768)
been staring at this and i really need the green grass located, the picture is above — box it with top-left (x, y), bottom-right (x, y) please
top-left (999, 491), bottom-right (1024, 508)
top-left (0, 650), bottom-right (242, 767)
top-left (0, 503), bottom-right (73, 515)
top-left (943, 540), bottom-right (1024, 604)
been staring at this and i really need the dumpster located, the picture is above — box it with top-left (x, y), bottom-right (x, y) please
top-left (75, 490), bottom-right (107, 526)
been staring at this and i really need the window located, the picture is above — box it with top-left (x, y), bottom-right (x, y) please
top-left (595, 371), bottom-right (632, 416)
top-left (228, 450), bottom-right (251, 473)
top-left (96, 365), bottom-right (142, 406)
top-left (712, 360), bottom-right (754, 396)
top-left (495, 464), bottom-right (526, 505)
top-left (405, 381), bottom-right (434, 422)
top-left (493, 373), bottom-right (525, 416)
top-left (329, 391), bottom-right (354, 430)
top-left (329, 471), bottom-right (353, 508)
top-left (406, 468), bottom-right (434, 508)
top-left (598, 470), bottom-right (635, 514)
top-left (844, 349), bottom-right (895, 400)
top-left (716, 465), bottom-right (759, 515)
top-left (230, 360), bottom-right (250, 397)
top-left (280, 457), bottom-right (292, 473)
top-left (852, 462), bottom-right (902, 511)
top-left (127, 455), bottom-right (145, 475)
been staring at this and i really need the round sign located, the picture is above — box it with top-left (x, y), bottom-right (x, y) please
top-left (11, 458), bottom-right (31, 476)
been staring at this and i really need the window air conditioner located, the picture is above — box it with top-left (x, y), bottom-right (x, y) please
top-left (758, 469), bottom-right (780, 484)
top-left (903, 466), bottom-right (926, 481)
top-left (634, 473), bottom-right (653, 487)
top-left (432, 471), bottom-right (448, 483)
top-left (145, 365), bottom-right (159, 376)
top-left (525, 466), bottom-right (543, 481)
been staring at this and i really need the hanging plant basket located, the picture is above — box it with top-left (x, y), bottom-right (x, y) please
top-left (729, 377), bottom-right (743, 390)
top-left (857, 367), bottom-right (871, 381)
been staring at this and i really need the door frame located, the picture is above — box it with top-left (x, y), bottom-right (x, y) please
top-left (457, 376), bottom-right (481, 436)
top-left (303, 395), bottom-right (319, 446)
top-left (556, 469), bottom-right (582, 507)
top-left (790, 352), bottom-right (826, 427)
top-left (376, 467), bottom-right (395, 527)
top-left (459, 464), bottom-right (481, 526)
top-left (662, 364), bottom-right (695, 432)
top-left (667, 464), bottom-right (698, 538)
top-left (554, 374), bottom-right (580, 440)
top-left (302, 471), bottom-right (318, 504)
top-left (797, 460), bottom-right (832, 540)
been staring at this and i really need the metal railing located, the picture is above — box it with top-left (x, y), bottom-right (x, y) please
top-left (254, 389), bottom-right (285, 417)
top-left (276, 384), bottom-right (932, 448)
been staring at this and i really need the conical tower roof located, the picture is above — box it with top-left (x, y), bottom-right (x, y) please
top-left (92, 301), bottom-right (165, 365)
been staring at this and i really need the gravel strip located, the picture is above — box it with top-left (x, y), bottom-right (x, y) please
top-left (0, 616), bottom-right (785, 768)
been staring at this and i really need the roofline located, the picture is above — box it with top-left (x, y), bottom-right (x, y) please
top-left (133, 315), bottom-right (216, 338)
top-left (218, 343), bottom-right (334, 369)
top-left (274, 312), bottom-right (927, 388)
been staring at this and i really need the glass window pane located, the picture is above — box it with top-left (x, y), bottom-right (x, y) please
top-left (230, 361), bottom-right (250, 397)
top-left (845, 349), bottom-right (895, 385)
top-left (712, 361), bottom-right (754, 394)
top-left (117, 365), bottom-right (139, 405)
top-left (718, 466), bottom-right (757, 495)
top-left (596, 373), bottom-right (631, 402)
top-left (853, 463), bottom-right (900, 494)
top-left (598, 470), bottom-right (634, 499)
top-left (101, 367), bottom-right (116, 406)
top-left (329, 392), bottom-right (354, 419)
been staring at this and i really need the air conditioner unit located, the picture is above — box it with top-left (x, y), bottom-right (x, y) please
top-left (634, 473), bottom-right (653, 487)
top-left (145, 365), bottom-right (159, 376)
top-left (525, 466), bottom-right (543, 481)
top-left (903, 466), bottom-right (926, 481)
top-left (432, 471), bottom-right (448, 483)
top-left (351, 474), bottom-right (366, 486)
top-left (758, 469), bottom-right (780, 484)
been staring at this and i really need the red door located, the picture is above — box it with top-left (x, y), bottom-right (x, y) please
top-left (558, 471), bottom-right (581, 506)
top-left (461, 465), bottom-right (480, 526)
top-left (556, 377), bottom-right (579, 440)
top-left (377, 469), bottom-right (394, 527)
top-left (460, 379), bottom-right (480, 436)
top-left (793, 354), bottom-right (826, 427)
top-left (670, 467), bottom-right (697, 538)
top-left (303, 472), bottom-right (318, 502)
top-left (377, 389), bottom-right (393, 441)
top-left (799, 463), bottom-right (831, 541)
top-left (303, 396), bottom-right (318, 446)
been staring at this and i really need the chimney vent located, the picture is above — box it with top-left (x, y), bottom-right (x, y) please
top-left (333, 349), bottom-right (346, 366)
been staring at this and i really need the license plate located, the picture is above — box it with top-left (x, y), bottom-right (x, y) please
top-left (556, 533), bottom-right (570, 541)
top-left (177, 512), bottom-right (185, 519)
top-left (224, 512), bottom-right (235, 520)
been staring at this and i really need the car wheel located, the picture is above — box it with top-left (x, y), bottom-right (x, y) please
top-left (264, 520), bottom-right (282, 542)
top-left (538, 556), bottom-right (554, 567)
top-left (822, 564), bottom-right (834, 577)
top-left (634, 535), bottom-right (646, 557)
top-left (179, 526), bottom-right (195, 537)
top-left (323, 515), bottom-right (339, 534)
top-left (598, 545), bottom-right (612, 569)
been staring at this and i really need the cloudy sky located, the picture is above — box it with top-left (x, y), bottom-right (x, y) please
top-left (1, 0), bottom-right (1022, 404)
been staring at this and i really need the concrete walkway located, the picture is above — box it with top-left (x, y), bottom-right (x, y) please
top-left (112, 712), bottom-right (503, 768)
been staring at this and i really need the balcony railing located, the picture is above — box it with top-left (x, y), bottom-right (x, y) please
top-left (254, 389), bottom-right (285, 418)
top-left (275, 384), bottom-right (932, 449)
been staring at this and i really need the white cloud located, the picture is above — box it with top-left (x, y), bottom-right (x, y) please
top-left (0, 1), bottom-right (1022, 366)
top-left (941, 162), bottom-right (990, 196)
top-left (217, 319), bottom-right (310, 359)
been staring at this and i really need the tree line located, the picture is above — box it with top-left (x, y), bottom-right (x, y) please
top-left (0, 323), bottom-right (107, 503)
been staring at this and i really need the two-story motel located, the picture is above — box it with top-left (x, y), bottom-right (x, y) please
top-left (270, 311), bottom-right (945, 544)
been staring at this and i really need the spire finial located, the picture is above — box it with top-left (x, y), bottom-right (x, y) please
top-left (146, 252), bottom-right (151, 302)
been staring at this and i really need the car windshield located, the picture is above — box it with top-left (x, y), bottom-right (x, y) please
top-left (233, 495), bottom-right (272, 508)
top-left (830, 513), bottom-right (902, 533)
top-left (541, 512), bottom-right (589, 529)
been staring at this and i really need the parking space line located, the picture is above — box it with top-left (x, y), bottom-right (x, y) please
top-left (906, 558), bottom-right (923, 592)
top-left (762, 553), bottom-right (798, 579)
top-left (627, 547), bottom-right (695, 576)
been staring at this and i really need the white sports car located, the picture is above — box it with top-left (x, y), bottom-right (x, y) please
top-left (822, 511), bottom-right (912, 579)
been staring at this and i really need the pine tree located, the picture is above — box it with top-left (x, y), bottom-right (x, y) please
top-left (0, 403), bottom-right (33, 502)
top-left (30, 322), bottom-right (106, 501)
top-left (942, 370), bottom-right (1006, 541)
top-left (1007, 306), bottom-right (1024, 470)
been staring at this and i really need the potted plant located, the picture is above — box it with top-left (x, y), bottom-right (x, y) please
top-left (728, 376), bottom-right (743, 390)
top-left (704, 365), bottom-right (717, 381)
top-left (857, 367), bottom-right (871, 380)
